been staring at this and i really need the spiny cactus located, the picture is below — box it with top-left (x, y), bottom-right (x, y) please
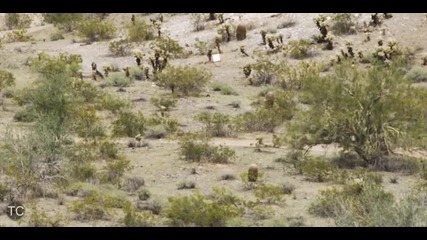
top-left (370, 13), bottom-right (381, 27)
top-left (236, 24), bottom-right (247, 41)
top-left (260, 30), bottom-right (267, 45)
top-left (243, 64), bottom-right (251, 78)
top-left (144, 67), bottom-right (150, 79)
top-left (218, 13), bottom-right (225, 24)
top-left (215, 36), bottom-right (222, 54)
top-left (224, 24), bottom-right (231, 42)
top-left (248, 164), bottom-right (259, 182)
top-left (208, 13), bottom-right (216, 21)
top-left (267, 37), bottom-right (275, 49)
top-left (131, 15), bottom-right (135, 25)
top-left (364, 33), bottom-right (371, 42)
top-left (207, 49), bottom-right (213, 62)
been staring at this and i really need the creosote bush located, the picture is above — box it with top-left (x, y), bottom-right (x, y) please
top-left (109, 39), bottom-right (132, 57)
top-left (112, 111), bottom-right (146, 137)
top-left (78, 19), bottom-right (116, 43)
top-left (165, 188), bottom-right (247, 227)
top-left (154, 65), bottom-right (212, 96)
top-left (196, 112), bottom-right (235, 138)
top-left (179, 135), bottom-right (236, 163)
top-left (286, 59), bottom-right (427, 166)
top-left (127, 19), bottom-right (154, 42)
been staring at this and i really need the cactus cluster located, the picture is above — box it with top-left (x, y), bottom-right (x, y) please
top-left (243, 64), bottom-right (252, 78)
top-left (149, 50), bottom-right (168, 73)
top-left (313, 15), bottom-right (334, 50)
top-left (372, 39), bottom-right (402, 62)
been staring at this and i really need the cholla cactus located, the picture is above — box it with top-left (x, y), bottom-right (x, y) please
top-left (277, 34), bottom-right (284, 45)
top-left (345, 41), bottom-right (355, 58)
top-left (370, 13), bottom-right (381, 27)
top-left (215, 35), bottom-right (222, 54)
top-left (243, 64), bottom-right (251, 78)
top-left (207, 49), bottom-right (213, 61)
top-left (267, 36), bottom-right (275, 49)
top-left (218, 13), bottom-right (225, 24)
top-left (324, 34), bottom-right (334, 50)
top-left (260, 30), bottom-right (267, 45)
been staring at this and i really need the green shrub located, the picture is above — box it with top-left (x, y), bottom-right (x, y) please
top-left (329, 13), bottom-right (357, 35)
top-left (406, 66), bottom-right (427, 82)
top-left (0, 183), bottom-right (11, 202)
top-left (50, 30), bottom-right (65, 41)
top-left (98, 93), bottom-right (131, 114)
top-left (112, 111), bottom-right (146, 137)
top-left (69, 162), bottom-right (97, 181)
top-left (145, 116), bottom-right (179, 138)
top-left (286, 59), bottom-right (427, 165)
top-left (284, 40), bottom-right (315, 59)
top-left (100, 157), bottom-right (133, 186)
top-left (254, 184), bottom-right (284, 204)
top-left (99, 141), bottom-right (119, 160)
top-left (150, 96), bottom-right (177, 111)
top-left (28, 205), bottom-right (66, 227)
top-left (4, 29), bottom-right (33, 43)
top-left (194, 38), bottom-right (209, 55)
top-left (309, 178), bottom-right (393, 220)
top-left (0, 70), bottom-right (16, 92)
top-left (129, 67), bottom-right (145, 80)
top-left (211, 81), bottom-right (237, 95)
top-left (165, 190), bottom-right (244, 227)
top-left (196, 112), bottom-right (235, 137)
top-left (282, 183), bottom-right (296, 194)
top-left (72, 105), bottom-right (106, 142)
top-left (190, 13), bottom-right (205, 31)
top-left (42, 13), bottom-right (83, 32)
top-left (123, 176), bottom-right (145, 192)
top-left (5, 13), bottom-right (32, 30)
top-left (179, 135), bottom-right (235, 163)
top-left (78, 19), bottom-right (116, 43)
top-left (109, 39), bottom-right (132, 57)
top-left (150, 37), bottom-right (184, 59)
top-left (154, 65), bottom-right (212, 96)
top-left (234, 90), bottom-right (295, 133)
top-left (301, 156), bottom-right (336, 182)
top-left (105, 72), bottom-right (132, 87)
top-left (309, 179), bottom-right (427, 226)
top-left (69, 189), bottom-right (131, 221)
top-left (127, 19), bottom-right (154, 42)
top-left (122, 205), bottom-right (157, 227)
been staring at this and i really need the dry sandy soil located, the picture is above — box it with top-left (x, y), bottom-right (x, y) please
top-left (0, 13), bottom-right (426, 227)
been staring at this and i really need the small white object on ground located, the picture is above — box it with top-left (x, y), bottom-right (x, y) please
top-left (212, 54), bottom-right (221, 62)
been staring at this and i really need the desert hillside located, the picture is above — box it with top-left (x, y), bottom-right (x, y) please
top-left (0, 13), bottom-right (427, 227)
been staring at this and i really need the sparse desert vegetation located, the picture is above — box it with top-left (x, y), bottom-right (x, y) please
top-left (1, 13), bottom-right (427, 227)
